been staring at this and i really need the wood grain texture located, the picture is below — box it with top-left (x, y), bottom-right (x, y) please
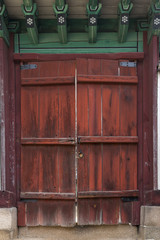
top-left (19, 57), bottom-right (140, 226)
top-left (78, 75), bottom-right (138, 83)
top-left (14, 53), bottom-right (144, 62)
top-left (25, 200), bottom-right (75, 226)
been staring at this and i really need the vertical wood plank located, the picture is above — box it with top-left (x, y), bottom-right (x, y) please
top-left (39, 146), bottom-right (59, 192)
top-left (89, 144), bottom-right (102, 191)
top-left (78, 199), bottom-right (101, 225)
top-left (77, 58), bottom-right (88, 75)
top-left (120, 85), bottom-right (137, 136)
top-left (103, 144), bottom-right (120, 191)
top-left (102, 85), bottom-right (120, 136)
top-left (101, 60), bottom-right (118, 75)
top-left (21, 87), bottom-right (39, 137)
top-left (18, 202), bottom-right (26, 227)
top-left (59, 85), bottom-right (75, 137)
top-left (21, 146), bottom-right (39, 192)
top-left (59, 61), bottom-right (75, 77)
top-left (120, 144), bottom-right (137, 190)
top-left (78, 144), bottom-right (89, 192)
top-left (88, 59), bottom-right (101, 75)
top-left (88, 85), bottom-right (101, 136)
top-left (77, 84), bottom-right (89, 136)
top-left (39, 86), bottom-right (59, 138)
top-left (102, 198), bottom-right (120, 224)
top-left (58, 146), bottom-right (75, 193)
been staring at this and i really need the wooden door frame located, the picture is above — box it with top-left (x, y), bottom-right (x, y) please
top-left (14, 52), bottom-right (144, 221)
top-left (0, 31), bottom-right (159, 212)
top-left (0, 34), bottom-right (16, 207)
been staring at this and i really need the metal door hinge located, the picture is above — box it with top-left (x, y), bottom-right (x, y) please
top-left (120, 62), bottom-right (136, 67)
top-left (20, 64), bottom-right (37, 70)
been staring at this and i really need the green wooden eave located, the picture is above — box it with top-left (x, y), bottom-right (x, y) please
top-left (22, 0), bottom-right (39, 44)
top-left (53, 0), bottom-right (68, 44)
top-left (148, 0), bottom-right (160, 43)
top-left (0, 0), bottom-right (9, 46)
top-left (118, 0), bottom-right (133, 43)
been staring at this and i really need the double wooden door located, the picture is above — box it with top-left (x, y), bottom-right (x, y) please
top-left (18, 58), bottom-right (139, 226)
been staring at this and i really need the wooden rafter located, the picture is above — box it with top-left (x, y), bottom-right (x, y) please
top-left (87, 0), bottom-right (102, 43)
top-left (148, 0), bottom-right (160, 44)
top-left (22, 0), bottom-right (39, 44)
top-left (53, 0), bottom-right (68, 44)
top-left (118, 0), bottom-right (133, 43)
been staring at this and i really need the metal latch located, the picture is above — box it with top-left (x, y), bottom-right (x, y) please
top-left (120, 62), bottom-right (136, 67)
top-left (121, 197), bottom-right (138, 202)
top-left (20, 64), bottom-right (37, 70)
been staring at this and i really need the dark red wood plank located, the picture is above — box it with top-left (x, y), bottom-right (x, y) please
top-left (39, 61), bottom-right (59, 77)
top-left (20, 192), bottom-right (75, 200)
top-left (78, 136), bottom-right (138, 143)
top-left (88, 59), bottom-right (101, 75)
top-left (88, 85), bottom-right (101, 136)
top-left (101, 59), bottom-right (118, 75)
top-left (120, 85), bottom-right (137, 136)
top-left (59, 85), bottom-right (75, 137)
top-left (21, 146), bottom-right (39, 192)
top-left (120, 201), bottom-right (132, 224)
top-left (39, 86), bottom-right (59, 138)
top-left (132, 201), bottom-right (140, 225)
top-left (89, 144), bottom-right (102, 191)
top-left (77, 84), bottom-right (89, 136)
top-left (102, 85), bottom-right (120, 136)
top-left (21, 77), bottom-right (75, 85)
top-left (58, 61), bottom-right (75, 77)
top-left (78, 199), bottom-right (101, 225)
top-left (26, 200), bottom-right (75, 226)
top-left (21, 87), bottom-right (39, 138)
top-left (18, 202), bottom-right (26, 227)
top-left (120, 144), bottom-right (137, 191)
top-left (21, 138), bottom-right (75, 145)
top-left (78, 190), bottom-right (139, 198)
top-left (58, 146), bottom-right (75, 193)
top-left (103, 144), bottom-right (120, 191)
top-left (77, 58), bottom-right (88, 75)
top-left (14, 53), bottom-right (145, 62)
top-left (78, 144), bottom-right (89, 192)
top-left (102, 198), bottom-right (120, 224)
top-left (78, 75), bottom-right (138, 84)
top-left (39, 146), bottom-right (59, 192)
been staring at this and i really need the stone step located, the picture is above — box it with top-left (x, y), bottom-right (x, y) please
top-left (14, 239), bottom-right (142, 240)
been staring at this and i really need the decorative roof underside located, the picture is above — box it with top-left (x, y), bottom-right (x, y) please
top-left (5, 0), bottom-right (152, 19)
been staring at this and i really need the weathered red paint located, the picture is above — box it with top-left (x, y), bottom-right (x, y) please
top-left (0, 35), bottom-right (16, 207)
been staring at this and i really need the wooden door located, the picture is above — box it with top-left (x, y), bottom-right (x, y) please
top-left (18, 58), bottom-right (139, 226)
top-left (77, 59), bottom-right (139, 225)
top-left (19, 60), bottom-right (76, 226)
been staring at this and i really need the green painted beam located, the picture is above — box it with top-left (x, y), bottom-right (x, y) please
top-left (148, 0), bottom-right (160, 44)
top-left (23, 0), bottom-right (33, 8)
top-left (87, 1), bottom-right (102, 43)
top-left (55, 0), bottom-right (66, 10)
top-left (53, 1), bottom-right (68, 44)
top-left (118, 0), bottom-right (133, 43)
top-left (14, 31), bottom-right (143, 54)
top-left (0, 2), bottom-right (9, 46)
top-left (22, 1), bottom-right (38, 44)
top-left (89, 0), bottom-right (98, 10)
